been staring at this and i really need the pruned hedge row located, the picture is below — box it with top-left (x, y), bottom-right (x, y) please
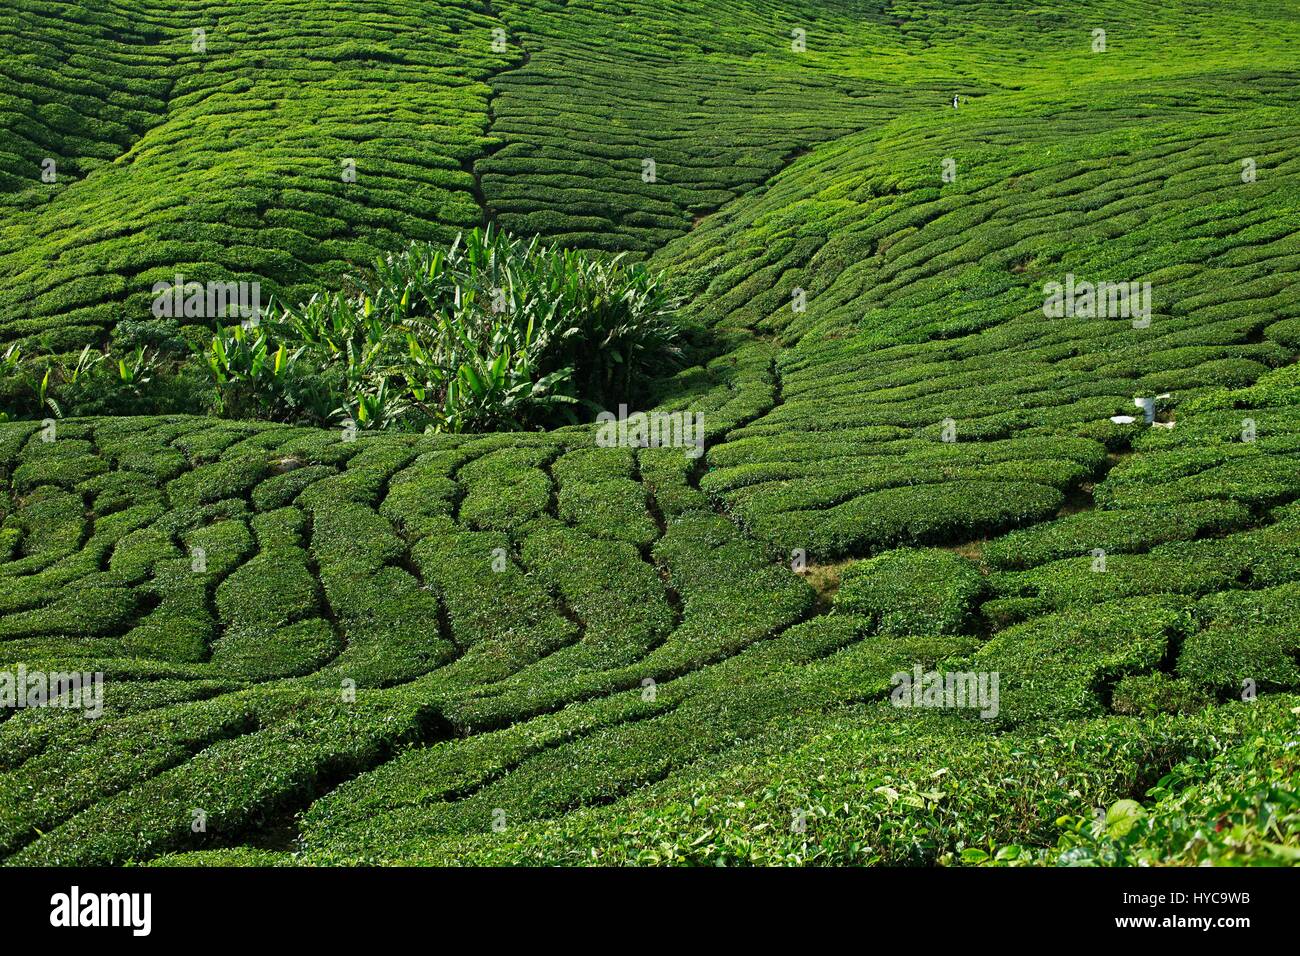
top-left (297, 697), bottom-right (1293, 866)
top-left (835, 548), bottom-right (985, 636)
top-left (3, 0), bottom-right (1300, 865)
top-left (969, 597), bottom-right (1195, 723)
top-left (982, 499), bottom-right (1252, 570)
top-left (0, 0), bottom-right (517, 355)
top-left (660, 98), bottom-right (1300, 565)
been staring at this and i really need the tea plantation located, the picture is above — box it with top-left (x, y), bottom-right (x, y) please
top-left (1, 0), bottom-right (1298, 867)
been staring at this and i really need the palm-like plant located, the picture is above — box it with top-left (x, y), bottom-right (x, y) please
top-left (234, 226), bottom-right (681, 432)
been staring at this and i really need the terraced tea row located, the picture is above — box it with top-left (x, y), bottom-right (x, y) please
top-left (3, 0), bottom-right (1299, 868)
top-left (12, 0), bottom-right (1287, 356)
top-left (0, 0), bottom-right (516, 355)
top-left (2, 348), bottom-right (1298, 864)
top-left (656, 102), bottom-right (1300, 561)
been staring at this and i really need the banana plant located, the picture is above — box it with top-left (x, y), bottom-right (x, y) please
top-left (210, 226), bottom-right (680, 432)
top-left (116, 347), bottom-right (156, 389)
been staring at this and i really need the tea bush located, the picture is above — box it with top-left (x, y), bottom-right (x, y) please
top-left (1, 0), bottom-right (1299, 867)
top-left (836, 548), bottom-right (985, 635)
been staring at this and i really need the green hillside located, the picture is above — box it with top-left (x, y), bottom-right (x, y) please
top-left (0, 0), bottom-right (1298, 866)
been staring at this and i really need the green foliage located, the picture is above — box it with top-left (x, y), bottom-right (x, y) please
top-left (971, 597), bottom-right (1194, 722)
top-left (1, 0), bottom-right (1298, 869)
top-left (983, 500), bottom-right (1252, 571)
top-left (836, 548), bottom-right (985, 635)
top-left (200, 227), bottom-right (681, 433)
top-left (1177, 583), bottom-right (1300, 694)
top-left (372, 702), bottom-right (1262, 867)
top-left (203, 323), bottom-right (331, 423)
top-left (1111, 673), bottom-right (1213, 717)
top-left (1025, 699), bottom-right (1300, 866)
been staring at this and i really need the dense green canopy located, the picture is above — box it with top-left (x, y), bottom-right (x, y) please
top-left (0, 0), bottom-right (1298, 866)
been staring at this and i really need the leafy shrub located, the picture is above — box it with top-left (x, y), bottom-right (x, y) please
top-left (111, 319), bottom-right (188, 356)
top-left (1024, 698), bottom-right (1300, 866)
top-left (0, 344), bottom-right (200, 420)
top-left (1111, 673), bottom-right (1212, 716)
top-left (836, 548), bottom-right (985, 635)
top-left (203, 323), bottom-right (334, 423)
top-left (988, 538), bottom-right (1249, 612)
top-left (983, 500), bottom-right (1252, 570)
top-left (1177, 583), bottom-right (1300, 694)
top-left (8, 690), bottom-right (435, 866)
top-left (971, 597), bottom-right (1194, 722)
top-left (389, 703), bottom-right (1247, 867)
top-left (201, 227), bottom-right (682, 432)
top-left (747, 479), bottom-right (1064, 560)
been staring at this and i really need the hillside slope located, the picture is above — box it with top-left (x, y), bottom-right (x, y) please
top-left (0, 0), bottom-right (1298, 866)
